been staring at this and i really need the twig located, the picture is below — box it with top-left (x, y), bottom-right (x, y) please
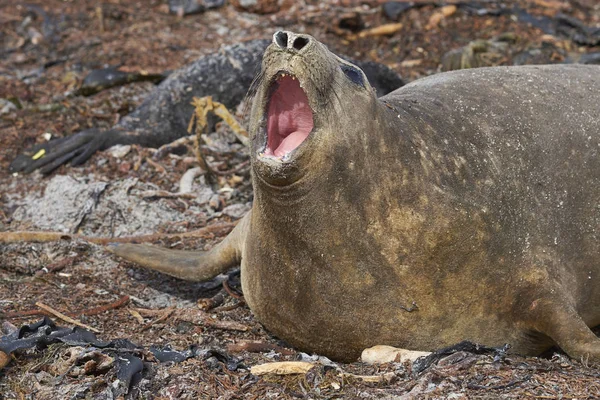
top-left (96, 6), bottom-right (104, 32)
top-left (132, 307), bottom-right (250, 331)
top-left (227, 341), bottom-right (296, 356)
top-left (341, 371), bottom-right (396, 383)
top-left (0, 222), bottom-right (236, 245)
top-left (223, 278), bottom-right (244, 300)
top-left (140, 307), bottom-right (175, 331)
top-left (35, 302), bottom-right (100, 333)
top-left (153, 135), bottom-right (195, 160)
top-left (47, 256), bottom-right (79, 273)
top-left (1, 296), bottom-right (129, 319)
top-left (179, 167), bottom-right (203, 194)
top-left (174, 308), bottom-right (249, 331)
top-left (197, 290), bottom-right (226, 311)
top-left (211, 160), bottom-right (250, 176)
top-left (188, 96), bottom-right (250, 187)
top-left (204, 319), bottom-right (249, 332)
top-left (0, 309), bottom-right (50, 319)
top-left (34, 256), bottom-right (79, 277)
top-left (467, 374), bottom-right (532, 390)
top-left (346, 22), bottom-right (403, 40)
top-left (138, 190), bottom-right (197, 200)
top-left (74, 295), bottom-right (130, 317)
top-left (145, 157), bottom-right (167, 174)
top-left (132, 308), bottom-right (165, 317)
top-left (212, 300), bottom-right (245, 313)
top-left (128, 308), bottom-right (145, 324)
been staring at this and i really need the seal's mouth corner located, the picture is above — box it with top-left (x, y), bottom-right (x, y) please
top-left (262, 72), bottom-right (314, 159)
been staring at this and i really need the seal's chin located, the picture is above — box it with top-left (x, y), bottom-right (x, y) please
top-left (263, 73), bottom-right (314, 158)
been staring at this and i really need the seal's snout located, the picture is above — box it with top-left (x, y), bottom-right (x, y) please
top-left (273, 31), bottom-right (311, 53)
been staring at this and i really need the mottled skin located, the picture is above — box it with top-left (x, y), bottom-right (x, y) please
top-left (111, 32), bottom-right (600, 362)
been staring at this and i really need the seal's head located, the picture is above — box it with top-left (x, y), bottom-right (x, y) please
top-left (249, 31), bottom-right (377, 186)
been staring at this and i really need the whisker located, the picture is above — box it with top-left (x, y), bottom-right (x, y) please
top-left (242, 68), bottom-right (266, 119)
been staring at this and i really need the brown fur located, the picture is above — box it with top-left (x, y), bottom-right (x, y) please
top-left (110, 32), bottom-right (600, 362)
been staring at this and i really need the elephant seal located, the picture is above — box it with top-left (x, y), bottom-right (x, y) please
top-left (110, 31), bottom-right (600, 362)
top-left (9, 40), bottom-right (402, 175)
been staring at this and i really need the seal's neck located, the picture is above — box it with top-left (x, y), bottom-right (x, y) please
top-left (251, 99), bottom-right (419, 216)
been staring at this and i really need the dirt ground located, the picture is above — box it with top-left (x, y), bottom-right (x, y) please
top-left (1, 0), bottom-right (600, 398)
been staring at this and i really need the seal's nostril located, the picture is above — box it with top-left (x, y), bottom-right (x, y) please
top-left (274, 31), bottom-right (288, 49)
top-left (293, 37), bottom-right (309, 51)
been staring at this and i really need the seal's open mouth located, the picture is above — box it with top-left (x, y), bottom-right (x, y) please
top-left (264, 73), bottom-right (314, 158)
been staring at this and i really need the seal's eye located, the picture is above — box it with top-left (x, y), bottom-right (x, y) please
top-left (341, 65), bottom-right (365, 87)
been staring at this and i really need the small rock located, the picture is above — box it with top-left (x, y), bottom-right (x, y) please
top-left (0, 99), bottom-right (17, 115)
top-left (361, 345), bottom-right (430, 364)
top-left (382, 2), bottom-right (417, 21)
top-left (231, 0), bottom-right (280, 14)
top-left (27, 27), bottom-right (44, 45)
top-left (175, 321), bottom-right (194, 334)
top-left (195, 186), bottom-right (216, 205)
top-left (436, 351), bottom-right (479, 372)
top-left (208, 194), bottom-right (222, 210)
top-left (168, 0), bottom-right (225, 16)
top-left (441, 38), bottom-right (511, 71)
top-left (337, 12), bottom-right (364, 33)
top-left (222, 203), bottom-right (250, 219)
top-left (107, 144), bottom-right (132, 159)
top-left (205, 356), bottom-right (221, 370)
top-left (250, 361), bottom-right (315, 376)
top-left (1, 321), bottom-right (18, 335)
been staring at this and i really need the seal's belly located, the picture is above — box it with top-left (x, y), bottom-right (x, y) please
top-left (241, 235), bottom-right (525, 360)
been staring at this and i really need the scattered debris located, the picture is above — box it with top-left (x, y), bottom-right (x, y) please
top-left (425, 5), bottom-right (457, 30)
top-left (140, 306), bottom-right (176, 331)
top-left (168, 0), bottom-right (226, 16)
top-left (382, 1), bottom-right (423, 21)
top-left (412, 341), bottom-right (509, 375)
top-left (555, 13), bottom-right (600, 46)
top-left (341, 371), bottom-right (396, 383)
top-left (441, 35), bottom-right (515, 71)
top-left (353, 22), bottom-right (404, 39)
top-left (34, 302), bottom-right (100, 333)
top-left (0, 221), bottom-right (235, 246)
top-left (173, 308), bottom-right (250, 332)
top-left (250, 361), bottom-right (315, 376)
top-left (179, 166), bottom-right (204, 194)
top-left (227, 340), bottom-right (296, 356)
top-left (361, 345), bottom-right (431, 365)
top-left (197, 290), bottom-right (226, 311)
top-left (230, 0), bottom-right (281, 15)
top-left (0, 317), bottom-right (246, 395)
top-left (188, 96), bottom-right (251, 186)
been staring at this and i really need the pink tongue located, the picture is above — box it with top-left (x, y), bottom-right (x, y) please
top-left (266, 76), bottom-right (313, 157)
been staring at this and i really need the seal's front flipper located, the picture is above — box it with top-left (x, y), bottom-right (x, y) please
top-left (524, 297), bottom-right (600, 364)
top-left (107, 212), bottom-right (251, 282)
top-left (9, 128), bottom-right (114, 175)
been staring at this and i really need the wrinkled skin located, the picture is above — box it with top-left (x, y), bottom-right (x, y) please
top-left (111, 32), bottom-right (600, 363)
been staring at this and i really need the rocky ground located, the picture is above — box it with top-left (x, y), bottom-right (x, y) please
top-left (1, 0), bottom-right (599, 398)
